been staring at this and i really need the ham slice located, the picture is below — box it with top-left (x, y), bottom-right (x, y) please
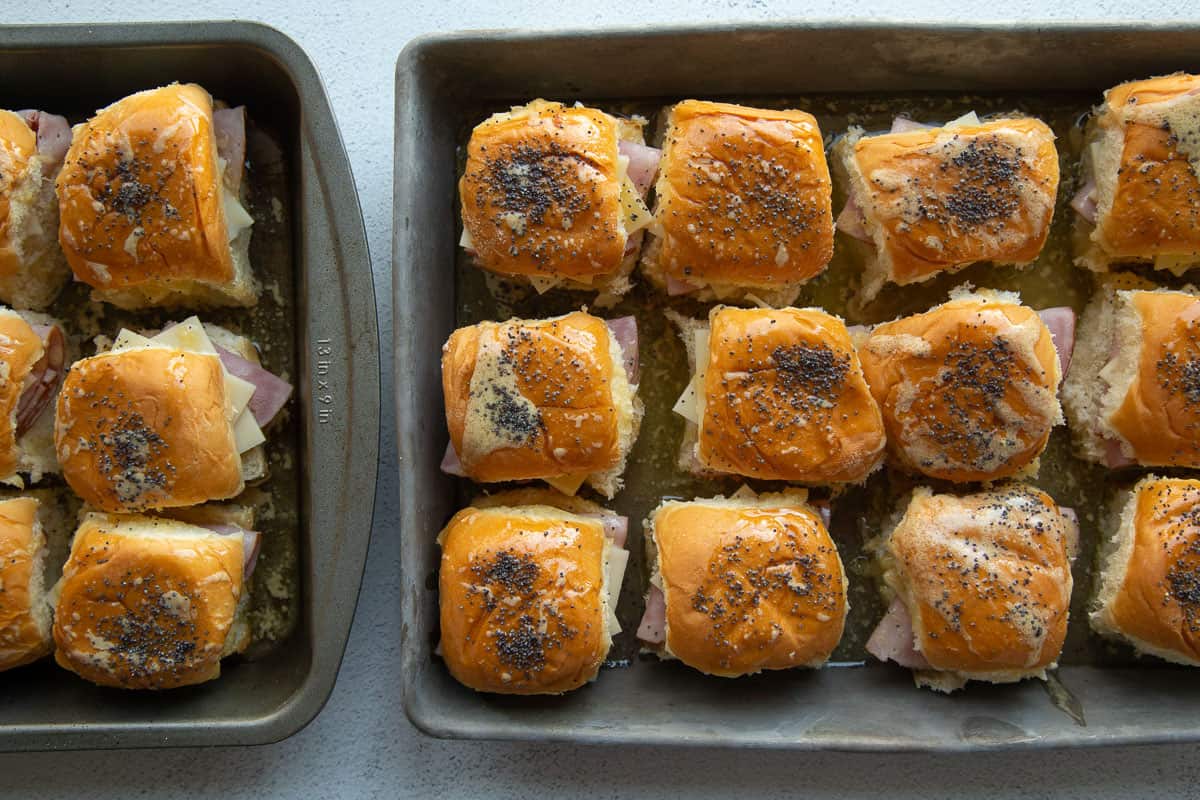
top-left (1071, 179), bottom-right (1098, 224)
top-left (618, 139), bottom-right (662, 197)
top-left (16, 110), bottom-right (70, 170)
top-left (836, 195), bottom-right (871, 242)
top-left (16, 324), bottom-right (64, 437)
top-left (623, 228), bottom-right (644, 257)
top-left (637, 584), bottom-right (667, 644)
top-left (601, 515), bottom-right (628, 549)
top-left (215, 344), bottom-right (292, 427)
top-left (1105, 437), bottom-right (1135, 468)
top-left (866, 597), bottom-right (931, 670)
top-left (205, 525), bottom-right (262, 579)
top-left (890, 116), bottom-right (933, 134)
top-left (666, 275), bottom-right (699, 296)
top-left (213, 106), bottom-right (247, 195)
top-left (440, 442), bottom-right (466, 476)
top-left (605, 316), bottom-right (639, 384)
top-left (1037, 307), bottom-right (1076, 375)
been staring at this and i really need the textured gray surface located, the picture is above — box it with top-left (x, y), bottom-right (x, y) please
top-left (4, 1), bottom-right (1200, 797)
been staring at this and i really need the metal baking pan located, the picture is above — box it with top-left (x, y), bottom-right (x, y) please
top-left (0, 22), bottom-right (378, 751)
top-left (395, 22), bottom-right (1200, 751)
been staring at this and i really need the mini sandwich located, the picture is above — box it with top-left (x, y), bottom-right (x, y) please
top-left (640, 100), bottom-right (834, 305)
top-left (0, 306), bottom-right (67, 487)
top-left (1092, 476), bottom-right (1200, 665)
top-left (636, 489), bottom-right (846, 677)
top-left (0, 495), bottom-right (59, 671)
top-left (670, 305), bottom-right (886, 484)
top-left (1064, 287), bottom-right (1200, 469)
top-left (835, 114), bottom-right (1059, 300)
top-left (437, 489), bottom-right (629, 694)
top-left (440, 311), bottom-right (641, 498)
top-left (866, 485), bottom-right (1077, 692)
top-left (0, 109), bottom-right (71, 309)
top-left (55, 317), bottom-right (292, 512)
top-left (1071, 73), bottom-right (1200, 273)
top-left (459, 100), bottom-right (659, 303)
top-left (56, 84), bottom-right (255, 309)
top-left (52, 511), bottom-right (261, 689)
top-left (858, 287), bottom-right (1072, 483)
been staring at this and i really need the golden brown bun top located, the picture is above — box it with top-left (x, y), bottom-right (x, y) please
top-left (438, 503), bottom-right (610, 694)
top-left (459, 100), bottom-right (626, 283)
top-left (52, 513), bottom-right (244, 690)
top-left (1095, 74), bottom-right (1200, 260)
top-left (850, 118), bottom-right (1059, 283)
top-left (442, 311), bottom-right (620, 483)
top-left (0, 311), bottom-right (45, 479)
top-left (1104, 477), bottom-right (1200, 662)
top-left (54, 346), bottom-right (243, 512)
top-left (56, 84), bottom-right (234, 291)
top-left (698, 306), bottom-right (885, 483)
top-left (0, 496), bottom-right (49, 671)
top-left (860, 290), bottom-right (1061, 482)
top-left (653, 100), bottom-right (833, 288)
top-left (1110, 290), bottom-right (1200, 466)
top-left (885, 485), bottom-right (1074, 676)
top-left (653, 494), bottom-right (846, 676)
top-left (0, 111), bottom-right (38, 282)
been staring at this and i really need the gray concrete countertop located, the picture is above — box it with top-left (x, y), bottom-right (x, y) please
top-left (4, 1), bottom-right (1200, 797)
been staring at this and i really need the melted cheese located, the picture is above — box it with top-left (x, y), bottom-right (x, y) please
top-left (672, 327), bottom-right (710, 425)
top-left (604, 542), bottom-right (629, 634)
top-left (223, 188), bottom-right (254, 242)
top-left (946, 111), bottom-right (981, 129)
top-left (544, 472), bottom-right (588, 496)
top-left (111, 316), bottom-right (264, 453)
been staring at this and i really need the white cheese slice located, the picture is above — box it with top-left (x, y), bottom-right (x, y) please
top-left (619, 174), bottom-right (653, 236)
top-left (529, 275), bottom-right (560, 294)
top-left (223, 188), bottom-right (254, 242)
top-left (604, 543), bottom-right (629, 635)
top-left (459, 226), bottom-right (475, 249)
top-left (946, 111), bottom-right (981, 129)
top-left (111, 316), bottom-right (265, 454)
top-left (544, 472), bottom-right (588, 496)
top-left (672, 327), bottom-right (710, 425)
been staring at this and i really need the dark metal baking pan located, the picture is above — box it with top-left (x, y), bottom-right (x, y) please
top-left (395, 22), bottom-right (1200, 751)
top-left (0, 21), bottom-right (378, 751)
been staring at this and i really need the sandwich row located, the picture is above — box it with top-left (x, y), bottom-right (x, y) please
top-left (458, 73), bottom-right (1200, 307)
top-left (1, 83), bottom-right (260, 312)
top-left (437, 477), bottom-right (1200, 695)
top-left (439, 283), bottom-right (1200, 493)
top-left (0, 495), bottom-right (260, 690)
top-left (0, 307), bottom-right (291, 511)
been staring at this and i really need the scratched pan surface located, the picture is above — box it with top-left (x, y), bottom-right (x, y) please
top-left (0, 23), bottom-right (378, 751)
top-left (395, 23), bottom-right (1200, 750)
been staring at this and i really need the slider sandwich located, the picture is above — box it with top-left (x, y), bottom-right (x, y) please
top-left (636, 489), bottom-right (846, 677)
top-left (0, 108), bottom-right (71, 309)
top-left (440, 311), bottom-right (641, 498)
top-left (0, 306), bottom-right (67, 487)
top-left (866, 485), bottom-right (1077, 692)
top-left (1064, 287), bottom-right (1200, 469)
top-left (51, 509), bottom-right (261, 689)
top-left (640, 100), bottom-right (834, 305)
top-left (835, 113), bottom-right (1059, 300)
top-left (459, 100), bottom-right (659, 303)
top-left (56, 83), bottom-right (256, 309)
top-left (1092, 476), bottom-right (1200, 665)
top-left (0, 493), bottom-right (73, 672)
top-left (858, 287), bottom-right (1073, 483)
top-left (670, 305), bottom-right (886, 485)
top-left (437, 489), bottom-right (629, 694)
top-left (1072, 73), bottom-right (1200, 274)
top-left (54, 317), bottom-right (292, 512)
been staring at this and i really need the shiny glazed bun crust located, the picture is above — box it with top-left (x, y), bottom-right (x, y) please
top-left (859, 289), bottom-right (1062, 482)
top-left (437, 504), bottom-right (610, 694)
top-left (651, 493), bottom-right (847, 677)
top-left (0, 496), bottom-right (50, 671)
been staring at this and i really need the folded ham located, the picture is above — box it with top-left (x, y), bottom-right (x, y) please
top-left (618, 139), bottom-right (661, 197)
top-left (216, 344), bottom-right (293, 427)
top-left (1070, 179), bottom-right (1097, 224)
top-left (17, 109), bottom-right (70, 170)
top-left (205, 524), bottom-right (262, 579)
top-left (1037, 306), bottom-right (1076, 375)
top-left (213, 106), bottom-right (247, 195)
top-left (866, 597), bottom-right (931, 670)
top-left (605, 316), bottom-right (639, 384)
top-left (636, 584), bottom-right (667, 644)
top-left (16, 324), bottom-right (64, 437)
